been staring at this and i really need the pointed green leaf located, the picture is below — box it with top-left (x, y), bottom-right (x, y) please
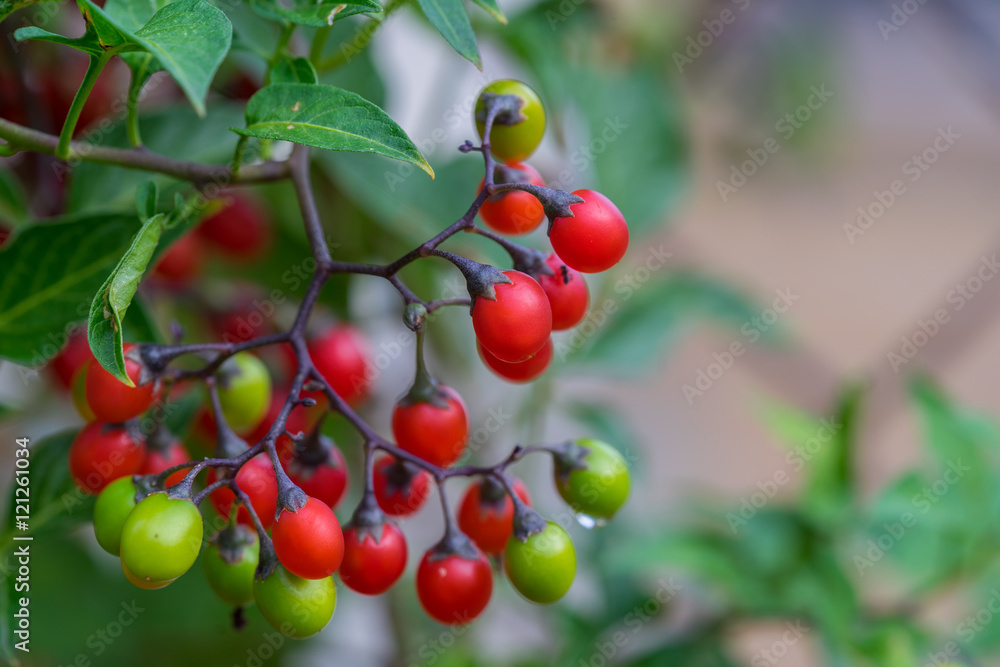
top-left (414, 0), bottom-right (481, 68)
top-left (13, 25), bottom-right (104, 55)
top-left (248, 0), bottom-right (381, 26)
top-left (88, 213), bottom-right (164, 383)
top-left (0, 213), bottom-right (140, 368)
top-left (17, 0), bottom-right (231, 116)
top-left (470, 0), bottom-right (505, 24)
top-left (136, 180), bottom-right (158, 220)
top-left (235, 83), bottom-right (434, 177)
top-left (271, 56), bottom-right (318, 84)
top-left (0, 0), bottom-right (58, 24)
top-left (130, 0), bottom-right (232, 116)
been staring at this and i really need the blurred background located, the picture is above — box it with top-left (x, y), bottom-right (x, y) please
top-left (5, 0), bottom-right (1000, 665)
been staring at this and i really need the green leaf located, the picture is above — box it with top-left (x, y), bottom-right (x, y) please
top-left (248, 0), bottom-right (381, 26)
top-left (67, 103), bottom-right (244, 214)
top-left (18, 0), bottom-right (231, 116)
top-left (414, 0), bottom-right (481, 68)
top-left (0, 566), bottom-right (19, 666)
top-left (136, 180), bottom-right (158, 220)
top-left (129, 0), bottom-right (232, 116)
top-left (0, 213), bottom-right (140, 367)
top-left (88, 213), bottom-right (163, 383)
top-left (563, 272), bottom-right (760, 375)
top-left (235, 83), bottom-right (434, 177)
top-left (271, 55), bottom-right (318, 84)
top-left (0, 167), bottom-right (27, 226)
top-left (469, 0), bottom-right (506, 24)
top-left (0, 0), bottom-right (57, 24)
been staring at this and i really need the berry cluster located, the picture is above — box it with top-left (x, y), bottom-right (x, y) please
top-left (55, 81), bottom-right (632, 637)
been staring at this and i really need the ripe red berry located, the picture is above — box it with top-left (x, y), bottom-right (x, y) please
top-left (392, 386), bottom-right (469, 467)
top-left (537, 254), bottom-right (589, 330)
top-left (69, 422), bottom-right (145, 494)
top-left (50, 328), bottom-right (93, 390)
top-left (472, 270), bottom-right (551, 363)
top-left (339, 523), bottom-right (408, 595)
top-left (208, 454), bottom-right (279, 529)
top-left (151, 233), bottom-right (205, 285)
top-left (416, 548), bottom-right (493, 625)
top-left (478, 163), bottom-right (545, 235)
top-left (139, 440), bottom-right (190, 488)
top-left (477, 339), bottom-right (552, 383)
top-left (287, 444), bottom-right (349, 510)
top-left (549, 189), bottom-right (629, 273)
top-left (85, 344), bottom-right (155, 423)
top-left (373, 457), bottom-right (431, 517)
top-left (196, 194), bottom-right (272, 260)
top-left (308, 325), bottom-right (373, 406)
top-left (458, 478), bottom-right (531, 555)
top-left (273, 497), bottom-right (345, 580)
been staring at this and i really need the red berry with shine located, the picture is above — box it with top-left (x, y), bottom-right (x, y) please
top-left (416, 548), bottom-right (493, 625)
top-left (478, 162), bottom-right (545, 235)
top-left (308, 325), bottom-right (373, 406)
top-left (51, 328), bottom-right (93, 390)
top-left (458, 478), bottom-right (531, 555)
top-left (538, 254), bottom-right (589, 330)
top-left (139, 441), bottom-right (190, 488)
top-left (208, 454), bottom-right (279, 529)
top-left (69, 422), bottom-right (145, 494)
top-left (85, 344), bottom-right (155, 424)
top-left (478, 339), bottom-right (552, 383)
top-left (339, 523), bottom-right (408, 595)
top-left (392, 386), bottom-right (469, 467)
top-left (373, 457), bottom-right (431, 517)
top-left (151, 233), bottom-right (205, 285)
top-left (287, 445), bottom-right (349, 510)
top-left (272, 497), bottom-right (345, 580)
top-left (472, 270), bottom-right (551, 363)
top-left (549, 189), bottom-right (629, 273)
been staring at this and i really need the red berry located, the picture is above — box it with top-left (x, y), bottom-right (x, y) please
top-left (392, 386), bottom-right (468, 467)
top-left (85, 344), bottom-right (156, 423)
top-left (472, 270), bottom-right (551, 363)
top-left (416, 548), bottom-right (493, 625)
top-left (537, 253), bottom-right (589, 330)
top-left (457, 478), bottom-right (531, 555)
top-left (308, 325), bottom-right (373, 406)
top-left (478, 163), bottom-right (545, 235)
top-left (272, 497), bottom-right (345, 580)
top-left (69, 422), bottom-right (145, 494)
top-left (50, 328), bottom-right (93, 390)
top-left (196, 194), bottom-right (272, 260)
top-left (549, 189), bottom-right (629, 273)
top-left (373, 457), bottom-right (431, 517)
top-left (339, 523), bottom-right (408, 595)
top-left (287, 445), bottom-right (349, 510)
top-left (151, 233), bottom-right (205, 285)
top-left (477, 339), bottom-right (552, 383)
top-left (139, 441), bottom-right (190, 488)
top-left (208, 454), bottom-right (279, 529)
